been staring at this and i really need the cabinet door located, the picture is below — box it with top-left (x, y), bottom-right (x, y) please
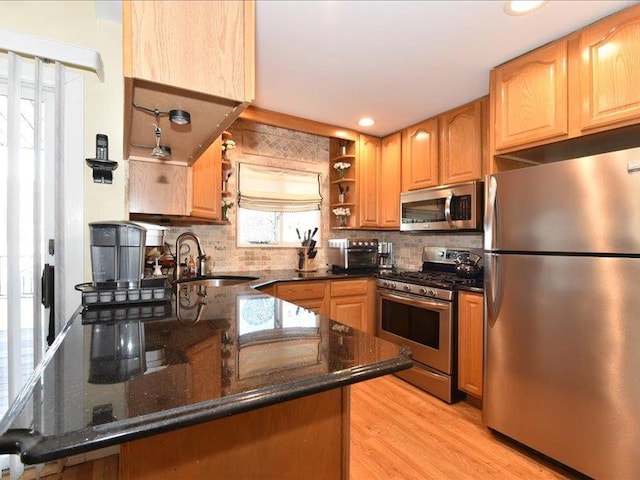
top-left (493, 40), bottom-right (568, 151)
top-left (401, 118), bottom-right (438, 191)
top-left (128, 160), bottom-right (189, 215)
top-left (358, 134), bottom-right (381, 227)
top-left (191, 137), bottom-right (222, 219)
top-left (457, 291), bottom-right (484, 399)
top-left (579, 5), bottom-right (640, 132)
top-left (330, 295), bottom-right (367, 331)
top-left (440, 100), bottom-right (484, 184)
top-left (380, 132), bottom-right (401, 228)
top-left (124, 0), bottom-right (253, 102)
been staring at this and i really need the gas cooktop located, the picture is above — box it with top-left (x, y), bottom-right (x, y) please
top-left (379, 270), bottom-right (483, 290)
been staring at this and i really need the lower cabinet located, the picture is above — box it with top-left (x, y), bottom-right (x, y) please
top-left (329, 278), bottom-right (375, 334)
top-left (457, 291), bottom-right (484, 399)
top-left (266, 278), bottom-right (376, 335)
top-left (273, 281), bottom-right (328, 316)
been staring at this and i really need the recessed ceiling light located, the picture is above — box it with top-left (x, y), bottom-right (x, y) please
top-left (358, 117), bottom-right (375, 127)
top-left (504, 0), bottom-right (548, 16)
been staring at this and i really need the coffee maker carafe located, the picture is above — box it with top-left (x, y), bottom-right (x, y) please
top-left (89, 222), bottom-right (146, 288)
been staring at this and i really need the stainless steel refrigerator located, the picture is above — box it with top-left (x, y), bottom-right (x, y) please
top-left (484, 147), bottom-right (640, 479)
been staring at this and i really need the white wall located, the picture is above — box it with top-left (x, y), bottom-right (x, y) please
top-left (0, 0), bottom-right (125, 281)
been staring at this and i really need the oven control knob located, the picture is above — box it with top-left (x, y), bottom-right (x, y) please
top-left (427, 288), bottom-right (437, 296)
top-left (390, 282), bottom-right (397, 289)
top-left (403, 285), bottom-right (411, 292)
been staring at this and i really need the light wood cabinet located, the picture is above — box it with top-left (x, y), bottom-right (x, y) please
top-left (579, 5), bottom-right (640, 133)
top-left (440, 98), bottom-right (486, 184)
top-left (457, 291), bottom-right (484, 400)
top-left (121, 387), bottom-right (348, 480)
top-left (191, 137), bottom-right (223, 220)
top-left (490, 3), bottom-right (640, 163)
top-left (268, 278), bottom-right (376, 335)
top-left (358, 134), bottom-right (382, 228)
top-left (401, 117), bottom-right (439, 191)
top-left (128, 160), bottom-right (190, 216)
top-left (379, 132), bottom-right (401, 228)
top-left (129, 134), bottom-right (229, 225)
top-left (273, 281), bottom-right (329, 316)
top-left (123, 0), bottom-right (255, 164)
top-left (401, 98), bottom-right (486, 190)
top-left (329, 279), bottom-right (376, 335)
top-left (492, 40), bottom-right (569, 152)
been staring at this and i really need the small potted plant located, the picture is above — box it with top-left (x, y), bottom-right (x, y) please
top-left (332, 206), bottom-right (351, 227)
top-left (333, 161), bottom-right (351, 179)
top-left (222, 198), bottom-right (234, 221)
top-left (221, 139), bottom-right (236, 160)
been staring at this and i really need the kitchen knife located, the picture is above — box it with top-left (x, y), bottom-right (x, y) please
top-left (310, 227), bottom-right (318, 239)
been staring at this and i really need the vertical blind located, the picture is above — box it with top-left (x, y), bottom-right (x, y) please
top-left (0, 52), bottom-right (65, 479)
top-left (237, 162), bottom-right (323, 212)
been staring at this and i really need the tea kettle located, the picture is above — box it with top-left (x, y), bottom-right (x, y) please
top-left (455, 252), bottom-right (482, 279)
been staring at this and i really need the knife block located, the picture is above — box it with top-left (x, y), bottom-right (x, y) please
top-left (296, 248), bottom-right (317, 272)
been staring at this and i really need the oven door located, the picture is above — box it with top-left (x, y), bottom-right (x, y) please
top-left (377, 288), bottom-right (453, 375)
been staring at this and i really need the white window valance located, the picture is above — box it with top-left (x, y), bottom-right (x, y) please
top-left (237, 162), bottom-right (322, 212)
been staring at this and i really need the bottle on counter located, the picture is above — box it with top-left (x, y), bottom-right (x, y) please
top-left (188, 255), bottom-right (196, 276)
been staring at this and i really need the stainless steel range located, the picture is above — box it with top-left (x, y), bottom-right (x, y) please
top-left (376, 247), bottom-right (483, 403)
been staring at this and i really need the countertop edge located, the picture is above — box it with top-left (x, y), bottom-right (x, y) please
top-left (19, 355), bottom-right (412, 464)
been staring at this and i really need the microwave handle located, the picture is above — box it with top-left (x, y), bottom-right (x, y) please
top-left (444, 191), bottom-right (456, 229)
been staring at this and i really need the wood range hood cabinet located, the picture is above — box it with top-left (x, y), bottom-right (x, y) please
top-left (123, 0), bottom-right (255, 166)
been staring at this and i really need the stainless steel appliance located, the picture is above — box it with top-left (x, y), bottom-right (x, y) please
top-left (327, 238), bottom-right (379, 272)
top-left (484, 147), bottom-right (640, 479)
top-left (400, 181), bottom-right (483, 232)
top-left (377, 247), bottom-right (483, 403)
top-left (89, 222), bottom-right (146, 288)
top-left (377, 241), bottom-right (394, 269)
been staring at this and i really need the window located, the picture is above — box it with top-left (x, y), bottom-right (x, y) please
top-left (237, 209), bottom-right (320, 246)
top-left (236, 162), bottom-right (322, 248)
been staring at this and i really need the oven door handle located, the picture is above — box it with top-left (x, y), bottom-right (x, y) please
top-left (377, 290), bottom-right (450, 311)
top-left (444, 191), bottom-right (456, 229)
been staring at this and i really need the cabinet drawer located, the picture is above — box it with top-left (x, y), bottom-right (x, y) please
top-left (276, 281), bottom-right (326, 301)
top-left (330, 279), bottom-right (368, 297)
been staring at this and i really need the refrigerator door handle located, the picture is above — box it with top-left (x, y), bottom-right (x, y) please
top-left (444, 191), bottom-right (456, 229)
top-left (485, 253), bottom-right (502, 326)
top-left (484, 176), bottom-right (498, 250)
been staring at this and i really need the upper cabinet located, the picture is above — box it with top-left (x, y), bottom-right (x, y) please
top-left (358, 134), bottom-right (382, 228)
top-left (401, 117), bottom-right (439, 191)
top-left (328, 133), bottom-right (400, 231)
top-left (401, 97), bottom-right (487, 192)
top-left (579, 6), bottom-right (640, 133)
top-left (492, 41), bottom-right (568, 152)
top-left (490, 3), bottom-right (640, 161)
top-left (123, 0), bottom-right (255, 165)
top-left (379, 133), bottom-right (401, 228)
top-left (440, 98), bottom-right (487, 184)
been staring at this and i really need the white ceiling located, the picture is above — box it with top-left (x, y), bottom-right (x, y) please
top-left (98, 0), bottom-right (637, 137)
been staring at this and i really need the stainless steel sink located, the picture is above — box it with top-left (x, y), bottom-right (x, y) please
top-left (175, 275), bottom-right (258, 287)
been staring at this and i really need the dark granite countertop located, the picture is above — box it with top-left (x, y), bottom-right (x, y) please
top-left (0, 270), bottom-right (411, 465)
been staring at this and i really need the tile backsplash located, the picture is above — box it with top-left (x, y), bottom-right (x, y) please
top-left (166, 119), bottom-right (483, 272)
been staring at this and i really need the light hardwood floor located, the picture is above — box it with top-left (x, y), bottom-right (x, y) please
top-left (350, 375), bottom-right (582, 480)
top-left (38, 374), bottom-right (582, 480)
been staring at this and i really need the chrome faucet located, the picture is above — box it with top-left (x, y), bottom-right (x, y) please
top-left (175, 232), bottom-right (207, 281)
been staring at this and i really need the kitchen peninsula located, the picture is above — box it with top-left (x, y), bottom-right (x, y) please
top-left (0, 271), bottom-right (411, 479)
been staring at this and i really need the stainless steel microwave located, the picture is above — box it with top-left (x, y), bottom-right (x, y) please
top-left (400, 181), bottom-right (483, 232)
